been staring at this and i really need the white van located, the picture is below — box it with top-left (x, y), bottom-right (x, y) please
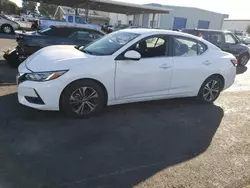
top-left (0, 14), bottom-right (20, 34)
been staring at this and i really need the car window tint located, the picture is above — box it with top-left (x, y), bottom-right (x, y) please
top-left (75, 16), bottom-right (86, 24)
top-left (69, 30), bottom-right (103, 40)
top-left (201, 32), bottom-right (223, 45)
top-left (132, 36), bottom-right (168, 58)
top-left (225, 34), bottom-right (236, 44)
top-left (68, 16), bottom-right (73, 23)
top-left (174, 37), bottom-right (198, 57)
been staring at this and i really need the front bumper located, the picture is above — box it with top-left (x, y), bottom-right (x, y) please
top-left (17, 78), bottom-right (65, 111)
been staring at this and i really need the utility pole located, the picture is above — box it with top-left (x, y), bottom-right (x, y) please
top-left (85, 0), bottom-right (89, 22)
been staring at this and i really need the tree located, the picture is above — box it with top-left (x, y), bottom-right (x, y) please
top-left (247, 25), bottom-right (250, 35)
top-left (3, 1), bottom-right (20, 14)
top-left (38, 3), bottom-right (57, 17)
top-left (0, 0), bottom-right (7, 13)
top-left (22, 0), bottom-right (37, 13)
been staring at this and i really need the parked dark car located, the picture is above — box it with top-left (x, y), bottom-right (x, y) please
top-left (101, 24), bottom-right (113, 34)
top-left (3, 25), bottom-right (105, 67)
top-left (182, 29), bottom-right (250, 66)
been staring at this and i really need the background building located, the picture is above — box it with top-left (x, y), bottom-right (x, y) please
top-left (156, 4), bottom-right (228, 30)
top-left (54, 6), bottom-right (110, 24)
top-left (222, 19), bottom-right (250, 32)
top-left (54, 3), bottom-right (228, 30)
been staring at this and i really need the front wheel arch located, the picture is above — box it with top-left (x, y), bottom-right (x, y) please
top-left (1, 24), bottom-right (14, 34)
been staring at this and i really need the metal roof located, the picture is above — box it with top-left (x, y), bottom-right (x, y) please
top-left (35, 0), bottom-right (170, 15)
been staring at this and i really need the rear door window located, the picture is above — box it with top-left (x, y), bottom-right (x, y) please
top-left (201, 31), bottom-right (223, 45)
top-left (173, 36), bottom-right (207, 56)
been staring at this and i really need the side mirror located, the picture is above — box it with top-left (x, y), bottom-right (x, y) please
top-left (124, 50), bottom-right (141, 61)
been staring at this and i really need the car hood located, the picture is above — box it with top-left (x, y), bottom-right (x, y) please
top-left (24, 45), bottom-right (91, 72)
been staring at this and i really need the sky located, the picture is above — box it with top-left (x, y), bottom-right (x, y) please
top-left (10, 0), bottom-right (250, 19)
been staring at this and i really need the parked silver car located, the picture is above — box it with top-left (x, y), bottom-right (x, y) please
top-left (0, 15), bottom-right (20, 34)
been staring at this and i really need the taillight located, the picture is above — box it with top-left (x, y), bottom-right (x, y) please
top-left (230, 59), bottom-right (238, 66)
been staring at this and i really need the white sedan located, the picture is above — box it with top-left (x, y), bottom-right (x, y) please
top-left (17, 29), bottom-right (237, 118)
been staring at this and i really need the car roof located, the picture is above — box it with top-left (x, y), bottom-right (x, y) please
top-left (120, 28), bottom-right (220, 49)
top-left (182, 28), bottom-right (231, 33)
top-left (121, 28), bottom-right (204, 40)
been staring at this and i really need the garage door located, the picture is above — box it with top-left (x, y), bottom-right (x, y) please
top-left (173, 17), bottom-right (187, 29)
top-left (198, 20), bottom-right (210, 29)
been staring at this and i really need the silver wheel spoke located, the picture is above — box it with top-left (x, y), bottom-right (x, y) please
top-left (212, 88), bottom-right (219, 93)
top-left (76, 102), bottom-right (85, 114)
top-left (86, 90), bottom-right (98, 100)
top-left (209, 92), bottom-right (214, 101)
top-left (211, 80), bottom-right (217, 89)
top-left (203, 92), bottom-right (210, 99)
top-left (79, 87), bottom-right (87, 98)
top-left (85, 101), bottom-right (96, 111)
top-left (70, 95), bottom-right (80, 104)
top-left (205, 84), bottom-right (210, 90)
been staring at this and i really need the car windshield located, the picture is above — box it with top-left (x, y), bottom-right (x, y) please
top-left (80, 31), bottom-right (140, 55)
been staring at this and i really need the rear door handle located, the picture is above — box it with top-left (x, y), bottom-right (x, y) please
top-left (160, 64), bottom-right (171, 69)
top-left (203, 61), bottom-right (212, 66)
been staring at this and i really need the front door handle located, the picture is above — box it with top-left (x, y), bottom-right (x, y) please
top-left (160, 64), bottom-right (171, 69)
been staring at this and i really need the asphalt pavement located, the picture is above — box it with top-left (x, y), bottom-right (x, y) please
top-left (0, 37), bottom-right (250, 188)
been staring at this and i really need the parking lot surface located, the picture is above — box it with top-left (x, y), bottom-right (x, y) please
top-left (0, 37), bottom-right (250, 188)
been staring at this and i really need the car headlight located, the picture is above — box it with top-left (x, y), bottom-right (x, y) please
top-left (25, 70), bottom-right (67, 82)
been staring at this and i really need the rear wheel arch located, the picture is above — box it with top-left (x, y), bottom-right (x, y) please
top-left (197, 74), bottom-right (225, 103)
top-left (201, 74), bottom-right (225, 90)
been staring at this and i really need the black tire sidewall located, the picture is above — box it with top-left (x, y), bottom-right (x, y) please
top-left (4, 50), bottom-right (21, 68)
top-left (61, 80), bottom-right (106, 118)
top-left (198, 76), bottom-right (222, 104)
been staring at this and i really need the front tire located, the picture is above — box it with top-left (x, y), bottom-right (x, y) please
top-left (1, 24), bottom-right (14, 34)
top-left (60, 80), bottom-right (106, 118)
top-left (198, 76), bottom-right (223, 104)
top-left (3, 49), bottom-right (21, 68)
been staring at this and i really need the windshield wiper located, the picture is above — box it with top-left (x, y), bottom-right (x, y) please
top-left (82, 49), bottom-right (93, 55)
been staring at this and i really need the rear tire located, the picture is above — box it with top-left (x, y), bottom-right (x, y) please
top-left (198, 76), bottom-right (223, 104)
top-left (60, 80), bottom-right (106, 118)
top-left (238, 54), bottom-right (249, 66)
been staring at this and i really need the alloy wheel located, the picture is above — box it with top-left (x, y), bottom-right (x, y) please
top-left (3, 26), bottom-right (12, 34)
top-left (240, 55), bottom-right (249, 66)
top-left (202, 80), bottom-right (220, 102)
top-left (69, 87), bottom-right (99, 115)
